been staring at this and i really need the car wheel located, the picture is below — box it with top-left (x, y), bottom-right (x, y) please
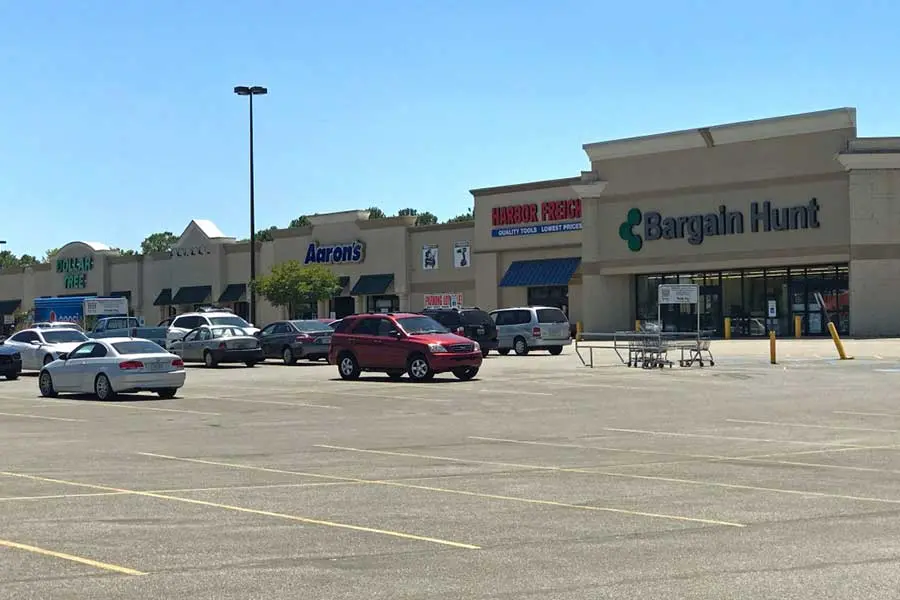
top-left (337, 352), bottom-right (361, 380)
top-left (282, 347), bottom-right (296, 366)
top-left (245, 361), bottom-right (257, 367)
top-left (513, 336), bottom-right (529, 356)
top-left (481, 348), bottom-right (490, 358)
top-left (95, 373), bottom-right (116, 401)
top-left (157, 388), bottom-right (177, 399)
top-left (203, 351), bottom-right (217, 368)
top-left (452, 366), bottom-right (479, 381)
top-left (4, 371), bottom-right (18, 380)
top-left (38, 370), bottom-right (57, 397)
top-left (386, 370), bottom-right (404, 380)
top-left (407, 353), bottom-right (434, 382)
top-left (43, 354), bottom-right (54, 366)
top-left (497, 348), bottom-right (510, 356)
top-left (548, 346), bottom-right (563, 356)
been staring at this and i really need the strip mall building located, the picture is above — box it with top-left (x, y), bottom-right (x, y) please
top-left (2, 107), bottom-right (899, 337)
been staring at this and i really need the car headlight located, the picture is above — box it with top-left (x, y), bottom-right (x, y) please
top-left (427, 343), bottom-right (447, 353)
top-left (473, 341), bottom-right (480, 352)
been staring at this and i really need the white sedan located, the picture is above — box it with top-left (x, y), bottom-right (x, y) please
top-left (38, 338), bottom-right (186, 401)
top-left (3, 327), bottom-right (90, 370)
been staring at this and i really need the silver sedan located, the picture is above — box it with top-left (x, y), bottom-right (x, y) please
top-left (38, 338), bottom-right (186, 401)
top-left (169, 325), bottom-right (264, 367)
top-left (2, 327), bottom-right (90, 370)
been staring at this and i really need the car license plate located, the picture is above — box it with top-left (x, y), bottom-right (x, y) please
top-left (321, 337), bottom-right (331, 345)
top-left (147, 362), bottom-right (164, 372)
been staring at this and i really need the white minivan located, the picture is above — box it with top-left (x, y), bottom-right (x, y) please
top-left (489, 306), bottom-right (571, 356)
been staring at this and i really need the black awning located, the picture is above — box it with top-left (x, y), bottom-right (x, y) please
top-left (218, 284), bottom-right (247, 303)
top-left (172, 285), bottom-right (212, 305)
top-left (0, 299), bottom-right (21, 314)
top-left (110, 291), bottom-right (132, 301)
top-left (350, 274), bottom-right (394, 296)
top-left (153, 288), bottom-right (173, 306)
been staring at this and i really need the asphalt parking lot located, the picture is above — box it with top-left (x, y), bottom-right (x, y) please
top-left (3, 340), bottom-right (900, 599)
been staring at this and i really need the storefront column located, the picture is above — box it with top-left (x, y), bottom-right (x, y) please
top-left (317, 299), bottom-right (328, 318)
top-left (839, 154), bottom-right (900, 336)
top-left (398, 294), bottom-right (410, 312)
top-left (581, 273), bottom-right (632, 333)
top-left (474, 252), bottom-right (499, 311)
top-left (354, 296), bottom-right (365, 314)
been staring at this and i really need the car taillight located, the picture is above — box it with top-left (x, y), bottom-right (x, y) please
top-left (532, 326), bottom-right (541, 337)
top-left (118, 360), bottom-right (143, 370)
top-left (171, 358), bottom-right (184, 368)
top-left (295, 335), bottom-right (312, 342)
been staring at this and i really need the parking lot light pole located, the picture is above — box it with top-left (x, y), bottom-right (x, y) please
top-left (233, 85), bottom-right (268, 326)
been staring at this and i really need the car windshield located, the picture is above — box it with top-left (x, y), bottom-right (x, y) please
top-left (209, 316), bottom-right (251, 327)
top-left (537, 308), bottom-right (568, 323)
top-left (461, 310), bottom-right (493, 325)
top-left (397, 316), bottom-right (449, 335)
top-left (41, 330), bottom-right (89, 344)
top-left (112, 340), bottom-right (165, 354)
top-left (211, 327), bottom-right (248, 338)
top-left (291, 320), bottom-right (332, 332)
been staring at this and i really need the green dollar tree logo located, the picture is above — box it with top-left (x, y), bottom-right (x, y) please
top-left (618, 208), bottom-right (643, 251)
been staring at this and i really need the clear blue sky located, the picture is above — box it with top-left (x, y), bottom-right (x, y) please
top-left (2, 0), bottom-right (897, 257)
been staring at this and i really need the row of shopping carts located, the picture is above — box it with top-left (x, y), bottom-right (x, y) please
top-left (574, 325), bottom-right (715, 369)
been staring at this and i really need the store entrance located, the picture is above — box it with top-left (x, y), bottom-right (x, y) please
top-left (331, 296), bottom-right (355, 318)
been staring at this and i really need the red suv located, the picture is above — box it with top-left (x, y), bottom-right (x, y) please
top-left (328, 313), bottom-right (483, 382)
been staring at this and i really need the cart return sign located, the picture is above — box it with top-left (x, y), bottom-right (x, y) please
top-left (491, 199), bottom-right (582, 237)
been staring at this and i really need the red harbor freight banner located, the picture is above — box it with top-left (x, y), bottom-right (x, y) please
top-left (491, 199), bottom-right (583, 237)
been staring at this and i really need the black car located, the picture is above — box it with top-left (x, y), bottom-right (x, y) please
top-left (0, 343), bottom-right (22, 380)
top-left (421, 307), bottom-right (498, 357)
top-left (256, 319), bottom-right (334, 365)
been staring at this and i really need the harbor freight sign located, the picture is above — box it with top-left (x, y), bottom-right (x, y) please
top-left (304, 241), bottom-right (365, 265)
top-left (619, 199), bottom-right (822, 252)
top-left (491, 199), bottom-right (582, 237)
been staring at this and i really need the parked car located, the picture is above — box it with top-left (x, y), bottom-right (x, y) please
top-left (2, 327), bottom-right (91, 370)
top-left (38, 338), bottom-right (186, 401)
top-left (329, 313), bottom-right (482, 382)
top-left (256, 320), bottom-right (333, 364)
top-left (33, 321), bottom-right (85, 332)
top-left (169, 325), bottom-right (263, 368)
top-left (89, 316), bottom-right (168, 348)
top-left (489, 306), bottom-right (571, 356)
top-left (163, 311), bottom-right (259, 349)
top-left (421, 307), bottom-right (498, 357)
top-left (0, 344), bottom-right (22, 380)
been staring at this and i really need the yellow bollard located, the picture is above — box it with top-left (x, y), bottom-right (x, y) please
top-left (576, 321), bottom-right (583, 342)
top-left (723, 317), bottom-right (731, 340)
top-left (827, 321), bottom-right (853, 360)
top-left (769, 331), bottom-right (776, 364)
top-left (794, 315), bottom-right (802, 338)
top-left (635, 320), bottom-right (641, 332)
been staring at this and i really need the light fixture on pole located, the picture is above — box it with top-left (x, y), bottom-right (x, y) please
top-left (233, 85), bottom-right (267, 326)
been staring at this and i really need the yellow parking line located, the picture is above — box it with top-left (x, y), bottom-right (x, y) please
top-left (0, 471), bottom-right (478, 550)
top-left (138, 452), bottom-right (744, 528)
top-left (316, 444), bottom-right (900, 507)
top-left (0, 539), bottom-right (145, 576)
top-left (0, 411), bottom-right (85, 423)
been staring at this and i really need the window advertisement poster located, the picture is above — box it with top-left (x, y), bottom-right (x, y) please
top-left (424, 293), bottom-right (463, 309)
top-left (453, 241), bottom-right (471, 268)
top-left (422, 244), bottom-right (439, 270)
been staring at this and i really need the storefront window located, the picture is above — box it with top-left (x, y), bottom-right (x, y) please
top-left (366, 295), bottom-right (399, 314)
top-left (330, 296), bottom-right (355, 319)
top-left (836, 265), bottom-right (849, 335)
top-left (527, 286), bottom-right (569, 316)
top-left (765, 268), bottom-right (789, 336)
top-left (635, 275), bottom-right (662, 325)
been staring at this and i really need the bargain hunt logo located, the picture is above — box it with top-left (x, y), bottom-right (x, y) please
top-left (618, 208), bottom-right (643, 252)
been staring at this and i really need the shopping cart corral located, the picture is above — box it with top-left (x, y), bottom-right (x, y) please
top-left (574, 330), bottom-right (714, 369)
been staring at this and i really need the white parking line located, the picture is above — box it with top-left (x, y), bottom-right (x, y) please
top-left (0, 411), bottom-right (85, 423)
top-left (31, 398), bottom-right (220, 416)
top-left (834, 410), bottom-right (900, 419)
top-left (602, 427), bottom-right (863, 447)
top-left (725, 418), bottom-right (900, 434)
top-left (201, 396), bottom-right (342, 410)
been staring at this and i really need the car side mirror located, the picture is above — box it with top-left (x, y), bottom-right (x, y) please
top-left (390, 330), bottom-right (403, 339)
top-left (30, 340), bottom-right (41, 346)
top-left (58, 352), bottom-right (68, 361)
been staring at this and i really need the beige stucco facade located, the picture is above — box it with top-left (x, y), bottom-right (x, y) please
top-left (2, 107), bottom-right (899, 336)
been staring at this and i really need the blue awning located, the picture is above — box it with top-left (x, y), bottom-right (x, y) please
top-left (498, 257), bottom-right (581, 287)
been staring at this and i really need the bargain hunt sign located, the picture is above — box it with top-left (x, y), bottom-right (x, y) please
top-left (424, 293), bottom-right (463, 309)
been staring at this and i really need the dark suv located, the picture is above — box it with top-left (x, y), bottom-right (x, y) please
top-left (421, 307), bottom-right (498, 357)
top-left (328, 313), bottom-right (483, 382)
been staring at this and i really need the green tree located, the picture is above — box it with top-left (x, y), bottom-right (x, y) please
top-left (415, 212), bottom-right (437, 226)
top-left (110, 247), bottom-right (138, 256)
top-left (140, 231), bottom-right (179, 254)
top-left (250, 261), bottom-right (342, 311)
top-left (0, 251), bottom-right (38, 271)
top-left (43, 247), bottom-right (60, 263)
top-left (17, 254), bottom-right (39, 267)
top-left (445, 208), bottom-right (474, 223)
top-left (366, 206), bottom-right (386, 219)
top-left (256, 226), bottom-right (277, 242)
top-left (397, 208), bottom-right (418, 217)
top-left (289, 215), bottom-right (311, 228)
